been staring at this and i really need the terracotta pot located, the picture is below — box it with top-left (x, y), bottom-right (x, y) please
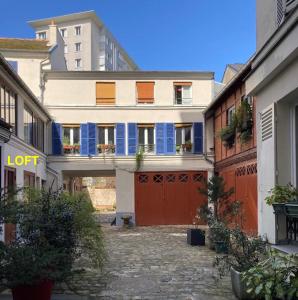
top-left (12, 280), bottom-right (53, 300)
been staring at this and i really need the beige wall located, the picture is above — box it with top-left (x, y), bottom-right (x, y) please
top-left (43, 77), bottom-right (213, 107)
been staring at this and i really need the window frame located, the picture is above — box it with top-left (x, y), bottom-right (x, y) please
top-left (174, 83), bottom-right (193, 105)
top-left (97, 125), bottom-right (115, 154)
top-left (37, 31), bottom-right (47, 40)
top-left (227, 106), bottom-right (236, 126)
top-left (60, 28), bottom-right (67, 38)
top-left (136, 82), bottom-right (155, 105)
top-left (75, 42), bottom-right (81, 52)
top-left (75, 26), bottom-right (81, 36)
top-left (175, 124), bottom-right (193, 153)
top-left (96, 82), bottom-right (116, 105)
top-left (137, 124), bottom-right (155, 153)
top-left (75, 58), bottom-right (82, 69)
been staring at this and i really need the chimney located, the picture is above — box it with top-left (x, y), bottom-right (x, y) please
top-left (48, 21), bottom-right (58, 46)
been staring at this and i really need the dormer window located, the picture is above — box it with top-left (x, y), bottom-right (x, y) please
top-left (37, 32), bottom-right (46, 40)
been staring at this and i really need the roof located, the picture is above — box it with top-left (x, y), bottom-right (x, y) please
top-left (44, 70), bottom-right (215, 80)
top-left (0, 38), bottom-right (50, 51)
top-left (28, 11), bottom-right (101, 28)
top-left (204, 58), bottom-right (254, 116)
top-left (228, 63), bottom-right (245, 72)
top-left (0, 53), bottom-right (52, 120)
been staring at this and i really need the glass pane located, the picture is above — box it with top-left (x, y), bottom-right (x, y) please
top-left (98, 127), bottom-right (105, 144)
top-left (148, 128), bottom-right (154, 145)
top-left (175, 86), bottom-right (182, 104)
top-left (63, 128), bottom-right (70, 144)
top-left (182, 86), bottom-right (191, 99)
top-left (176, 128), bottom-right (182, 145)
top-left (138, 128), bottom-right (145, 145)
top-left (185, 127), bottom-right (191, 143)
top-left (73, 127), bottom-right (80, 144)
top-left (108, 127), bottom-right (114, 144)
top-left (24, 107), bottom-right (33, 145)
top-left (10, 93), bottom-right (15, 132)
top-left (5, 89), bottom-right (10, 122)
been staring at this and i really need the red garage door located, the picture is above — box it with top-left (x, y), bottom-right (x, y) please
top-left (135, 171), bottom-right (207, 225)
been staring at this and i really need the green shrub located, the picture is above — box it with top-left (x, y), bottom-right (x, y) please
top-left (265, 184), bottom-right (298, 205)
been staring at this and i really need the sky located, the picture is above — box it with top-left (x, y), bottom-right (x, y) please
top-left (0, 0), bottom-right (256, 81)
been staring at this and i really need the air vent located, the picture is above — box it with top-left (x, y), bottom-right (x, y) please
top-left (261, 107), bottom-right (273, 141)
top-left (277, 0), bottom-right (284, 25)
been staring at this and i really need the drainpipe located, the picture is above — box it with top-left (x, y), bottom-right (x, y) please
top-left (39, 55), bottom-right (49, 104)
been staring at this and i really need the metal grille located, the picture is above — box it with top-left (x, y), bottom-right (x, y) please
top-left (261, 107), bottom-right (273, 141)
top-left (285, 0), bottom-right (297, 13)
top-left (277, 0), bottom-right (284, 26)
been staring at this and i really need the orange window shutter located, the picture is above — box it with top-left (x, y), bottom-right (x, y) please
top-left (137, 82), bottom-right (154, 103)
top-left (96, 82), bottom-right (115, 104)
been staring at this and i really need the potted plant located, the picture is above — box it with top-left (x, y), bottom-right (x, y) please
top-left (209, 220), bottom-right (230, 254)
top-left (121, 215), bottom-right (132, 228)
top-left (185, 141), bottom-right (193, 152)
top-left (176, 144), bottom-right (181, 154)
top-left (0, 188), bottom-right (106, 300)
top-left (243, 250), bottom-right (298, 300)
top-left (214, 227), bottom-right (267, 299)
top-left (236, 100), bottom-right (253, 144)
top-left (187, 215), bottom-right (205, 246)
top-left (265, 184), bottom-right (298, 214)
top-left (218, 125), bottom-right (235, 147)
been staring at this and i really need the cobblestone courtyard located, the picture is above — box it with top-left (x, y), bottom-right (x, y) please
top-left (0, 221), bottom-right (236, 300)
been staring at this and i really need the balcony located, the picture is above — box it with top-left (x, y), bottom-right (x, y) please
top-left (97, 144), bottom-right (115, 155)
top-left (138, 144), bottom-right (155, 154)
top-left (63, 144), bottom-right (80, 155)
top-left (176, 143), bottom-right (193, 155)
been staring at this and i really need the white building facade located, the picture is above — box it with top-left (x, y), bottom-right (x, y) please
top-left (43, 71), bottom-right (214, 225)
top-left (28, 11), bottom-right (138, 72)
top-left (247, 0), bottom-right (298, 244)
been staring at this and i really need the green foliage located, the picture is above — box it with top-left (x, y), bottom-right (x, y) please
top-left (214, 227), bottom-right (267, 277)
top-left (218, 117), bottom-right (236, 147)
top-left (265, 184), bottom-right (298, 205)
top-left (0, 188), bottom-right (105, 289)
top-left (198, 175), bottom-right (236, 223)
top-left (243, 250), bottom-right (298, 300)
top-left (209, 220), bottom-right (230, 244)
top-left (236, 100), bottom-right (253, 144)
top-left (63, 136), bottom-right (70, 145)
top-left (135, 148), bottom-right (144, 171)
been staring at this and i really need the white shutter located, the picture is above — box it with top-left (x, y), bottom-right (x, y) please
top-left (285, 0), bottom-right (297, 13)
top-left (259, 103), bottom-right (276, 243)
top-left (182, 86), bottom-right (192, 105)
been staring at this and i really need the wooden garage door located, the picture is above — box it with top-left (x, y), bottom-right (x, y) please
top-left (135, 171), bottom-right (207, 225)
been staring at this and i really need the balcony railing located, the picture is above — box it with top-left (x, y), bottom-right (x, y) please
top-left (138, 144), bottom-right (155, 154)
top-left (176, 143), bottom-right (193, 154)
top-left (63, 144), bottom-right (80, 155)
top-left (97, 144), bottom-right (115, 155)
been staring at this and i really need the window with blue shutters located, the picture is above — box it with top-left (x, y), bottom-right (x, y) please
top-left (128, 123), bottom-right (137, 155)
top-left (88, 123), bottom-right (96, 156)
top-left (52, 122), bottom-right (62, 155)
top-left (194, 122), bottom-right (203, 154)
top-left (116, 123), bottom-right (126, 155)
top-left (165, 123), bottom-right (175, 155)
top-left (156, 123), bottom-right (165, 155)
top-left (80, 124), bottom-right (88, 155)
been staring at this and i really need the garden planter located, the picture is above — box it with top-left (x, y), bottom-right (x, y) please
top-left (285, 203), bottom-right (298, 217)
top-left (272, 203), bottom-right (285, 214)
top-left (222, 132), bottom-right (235, 147)
top-left (214, 241), bottom-right (229, 254)
top-left (12, 280), bottom-right (53, 300)
top-left (187, 229), bottom-right (205, 246)
top-left (230, 267), bottom-right (251, 300)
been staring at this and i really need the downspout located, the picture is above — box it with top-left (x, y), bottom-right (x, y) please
top-left (39, 55), bottom-right (50, 104)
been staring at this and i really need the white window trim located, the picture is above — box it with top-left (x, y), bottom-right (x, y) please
top-left (37, 31), bottom-right (47, 40)
top-left (75, 42), bottom-right (81, 52)
top-left (64, 127), bottom-right (79, 145)
top-left (64, 44), bottom-right (68, 54)
top-left (75, 59), bottom-right (82, 69)
top-left (99, 127), bottom-right (115, 145)
top-left (175, 126), bottom-right (194, 153)
top-left (138, 127), bottom-right (155, 153)
top-left (75, 26), bottom-right (81, 36)
top-left (60, 28), bottom-right (67, 38)
top-left (174, 85), bottom-right (193, 105)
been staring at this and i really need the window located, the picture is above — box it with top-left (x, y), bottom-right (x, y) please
top-left (23, 106), bottom-right (44, 152)
top-left (75, 26), bottom-right (81, 36)
top-left (75, 42), bottom-right (81, 52)
top-left (96, 82), bottom-right (116, 105)
top-left (63, 125), bottom-right (80, 154)
top-left (138, 124), bottom-right (154, 153)
top-left (75, 59), bottom-right (82, 69)
top-left (175, 124), bottom-right (193, 154)
top-left (97, 125), bottom-right (115, 154)
top-left (174, 82), bottom-right (192, 105)
top-left (37, 32), bottom-right (47, 40)
top-left (64, 45), bottom-right (68, 54)
top-left (0, 85), bottom-right (17, 133)
top-left (227, 106), bottom-right (236, 126)
top-left (60, 28), bottom-right (67, 38)
top-left (241, 95), bottom-right (253, 106)
top-left (136, 82), bottom-right (155, 104)
top-left (24, 171), bottom-right (35, 188)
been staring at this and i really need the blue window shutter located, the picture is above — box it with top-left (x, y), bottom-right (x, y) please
top-left (165, 123), bottom-right (175, 155)
top-left (194, 122), bottom-right (203, 154)
top-left (52, 122), bottom-right (62, 155)
top-left (88, 123), bottom-right (96, 156)
top-left (156, 123), bottom-right (165, 155)
top-left (8, 61), bottom-right (18, 73)
top-left (128, 123), bottom-right (137, 155)
top-left (80, 124), bottom-right (88, 156)
top-left (116, 123), bottom-right (126, 156)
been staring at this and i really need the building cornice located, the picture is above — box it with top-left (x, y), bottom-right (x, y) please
top-left (44, 70), bottom-right (214, 80)
top-left (214, 148), bottom-right (257, 171)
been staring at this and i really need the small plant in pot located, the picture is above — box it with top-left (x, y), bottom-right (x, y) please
top-left (0, 188), bottom-right (106, 300)
top-left (209, 220), bottom-right (230, 254)
top-left (187, 215), bottom-right (205, 246)
top-left (243, 249), bottom-right (298, 300)
top-left (265, 183), bottom-right (298, 214)
top-left (236, 100), bottom-right (253, 144)
top-left (214, 227), bottom-right (267, 299)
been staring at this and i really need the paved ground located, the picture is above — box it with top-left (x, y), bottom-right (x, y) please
top-left (0, 224), bottom-right (236, 300)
